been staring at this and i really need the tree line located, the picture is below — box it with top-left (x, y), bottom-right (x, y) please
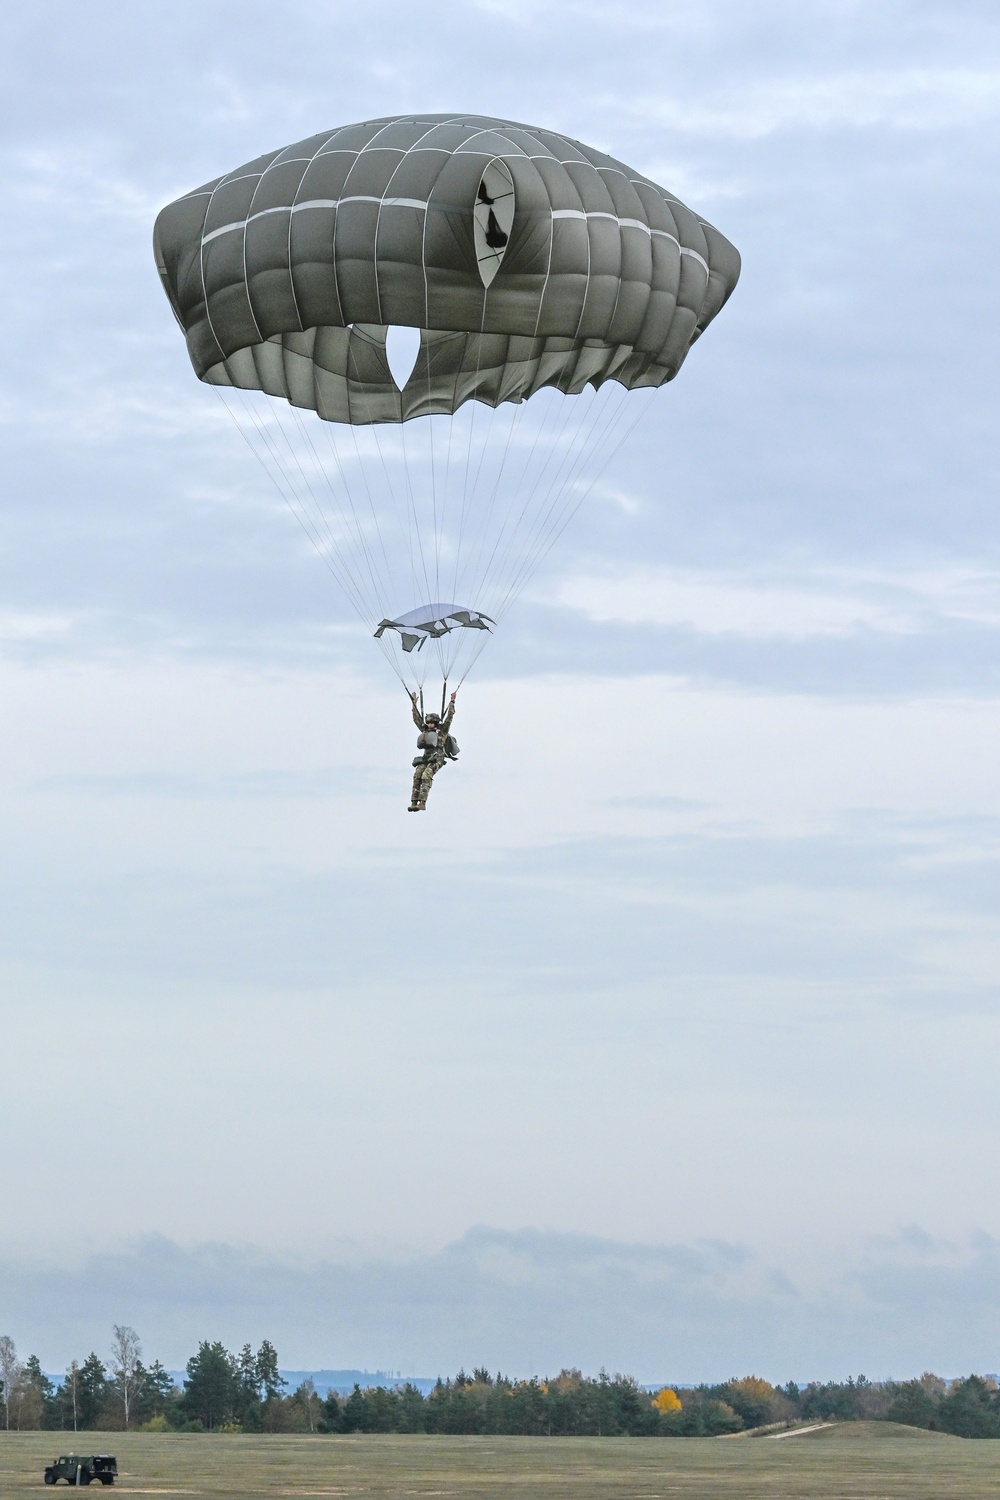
top-left (1, 1331), bottom-right (998, 1439)
top-left (318, 1369), bottom-right (1000, 1439)
top-left (0, 1331), bottom-right (287, 1434)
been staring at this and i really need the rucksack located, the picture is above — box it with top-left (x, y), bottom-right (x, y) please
top-left (445, 734), bottom-right (460, 760)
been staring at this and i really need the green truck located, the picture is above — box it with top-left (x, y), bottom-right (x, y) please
top-left (43, 1454), bottom-right (117, 1486)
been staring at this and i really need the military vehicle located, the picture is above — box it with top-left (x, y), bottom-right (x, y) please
top-left (43, 1454), bottom-right (117, 1485)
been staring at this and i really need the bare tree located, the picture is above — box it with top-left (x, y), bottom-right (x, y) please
top-left (0, 1336), bottom-right (21, 1432)
top-left (109, 1326), bottom-right (142, 1428)
top-left (298, 1377), bottom-right (318, 1432)
top-left (67, 1360), bottom-right (79, 1432)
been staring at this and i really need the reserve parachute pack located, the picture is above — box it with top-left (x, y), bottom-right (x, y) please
top-left (415, 729), bottom-right (459, 760)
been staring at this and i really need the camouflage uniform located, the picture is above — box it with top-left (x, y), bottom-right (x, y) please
top-left (409, 700), bottom-right (456, 810)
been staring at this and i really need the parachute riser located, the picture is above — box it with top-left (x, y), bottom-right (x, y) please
top-left (403, 683), bottom-right (450, 721)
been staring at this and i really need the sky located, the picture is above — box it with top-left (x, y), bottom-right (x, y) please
top-left (1, 0), bottom-right (1000, 1385)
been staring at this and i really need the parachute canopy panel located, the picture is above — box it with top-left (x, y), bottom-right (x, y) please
top-left (153, 113), bottom-right (741, 427)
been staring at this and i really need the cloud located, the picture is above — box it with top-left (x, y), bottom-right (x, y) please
top-left (1, 0), bottom-right (1000, 1354)
top-left (1, 788), bottom-right (999, 1000)
top-left (0, 610), bottom-right (82, 645)
top-left (29, 767), bottom-right (390, 800)
top-left (3, 1226), bottom-right (1000, 1383)
top-left (552, 571), bottom-right (939, 640)
top-left (552, 565), bottom-right (1000, 640)
top-left (630, 67), bottom-right (1000, 138)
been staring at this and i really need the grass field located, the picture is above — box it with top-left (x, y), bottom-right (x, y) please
top-left (2, 1423), bottom-right (999, 1500)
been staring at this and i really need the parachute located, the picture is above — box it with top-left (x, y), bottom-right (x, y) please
top-left (154, 113), bottom-right (740, 694)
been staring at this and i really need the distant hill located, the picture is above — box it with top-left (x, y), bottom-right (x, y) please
top-left (157, 1369), bottom-right (438, 1397)
top-left (279, 1370), bottom-right (438, 1397)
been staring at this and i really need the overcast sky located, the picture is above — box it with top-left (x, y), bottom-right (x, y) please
top-left (2, 0), bottom-right (1000, 1385)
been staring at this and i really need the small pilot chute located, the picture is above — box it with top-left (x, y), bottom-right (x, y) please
top-left (374, 604), bottom-right (494, 654)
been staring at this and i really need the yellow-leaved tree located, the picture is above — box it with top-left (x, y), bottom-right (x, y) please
top-left (653, 1387), bottom-right (682, 1414)
top-left (728, 1376), bottom-right (775, 1402)
top-left (724, 1376), bottom-right (779, 1428)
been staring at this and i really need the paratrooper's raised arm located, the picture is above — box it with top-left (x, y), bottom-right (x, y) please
top-left (410, 690), bottom-right (424, 729)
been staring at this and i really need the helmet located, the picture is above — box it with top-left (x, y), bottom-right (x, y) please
top-left (425, 712), bottom-right (442, 726)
